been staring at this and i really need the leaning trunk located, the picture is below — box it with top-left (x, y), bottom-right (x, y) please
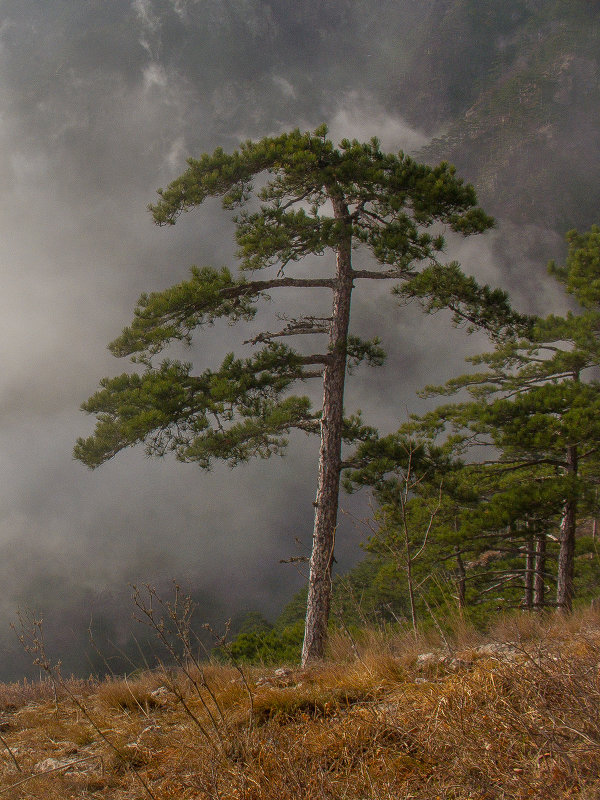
top-left (301, 197), bottom-right (353, 666)
top-left (556, 444), bottom-right (578, 613)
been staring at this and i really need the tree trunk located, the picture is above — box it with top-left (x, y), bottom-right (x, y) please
top-left (533, 529), bottom-right (546, 609)
top-left (454, 545), bottom-right (466, 609)
top-left (404, 528), bottom-right (418, 635)
top-left (523, 523), bottom-right (534, 611)
top-left (556, 444), bottom-right (578, 613)
top-left (301, 196), bottom-right (353, 666)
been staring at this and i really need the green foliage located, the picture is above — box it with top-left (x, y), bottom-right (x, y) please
top-left (396, 261), bottom-right (532, 338)
top-left (346, 226), bottom-right (600, 616)
top-left (151, 127), bottom-right (495, 257)
top-left (331, 555), bottom-right (411, 627)
top-left (345, 335), bottom-right (386, 372)
top-left (574, 537), bottom-right (600, 605)
top-left (76, 126), bottom-right (510, 471)
top-left (76, 127), bottom-right (524, 663)
top-left (225, 621), bottom-right (305, 665)
top-left (274, 584), bottom-right (309, 630)
top-left (230, 610), bottom-right (273, 636)
top-left (110, 267), bottom-right (257, 361)
top-left (266, 558), bottom-right (412, 636)
top-left (75, 345), bottom-right (314, 468)
top-left (549, 226), bottom-right (600, 308)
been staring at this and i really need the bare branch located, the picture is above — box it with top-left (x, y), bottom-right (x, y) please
top-left (479, 457), bottom-right (567, 472)
top-left (277, 188), bottom-right (313, 211)
top-left (352, 268), bottom-right (418, 280)
top-left (297, 353), bottom-right (333, 366)
top-left (300, 370), bottom-right (325, 379)
top-left (361, 207), bottom-right (389, 226)
top-left (279, 555), bottom-right (309, 564)
top-left (244, 316), bottom-right (331, 345)
top-left (413, 482), bottom-right (443, 561)
top-left (349, 199), bottom-right (367, 221)
top-left (221, 276), bottom-right (335, 300)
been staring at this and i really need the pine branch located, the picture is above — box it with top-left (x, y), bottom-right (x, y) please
top-left (244, 316), bottom-right (331, 345)
top-left (480, 458), bottom-right (567, 472)
top-left (352, 268), bottom-right (418, 280)
top-left (221, 276), bottom-right (335, 296)
top-left (297, 354), bottom-right (333, 366)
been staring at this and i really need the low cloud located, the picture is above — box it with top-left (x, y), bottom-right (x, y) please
top-left (0, 0), bottom-right (570, 678)
top-left (328, 94), bottom-right (429, 153)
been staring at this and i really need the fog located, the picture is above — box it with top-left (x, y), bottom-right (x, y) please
top-left (0, 0), bottom-right (586, 677)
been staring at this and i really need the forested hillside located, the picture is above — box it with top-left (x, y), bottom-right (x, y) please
top-left (398, 0), bottom-right (600, 230)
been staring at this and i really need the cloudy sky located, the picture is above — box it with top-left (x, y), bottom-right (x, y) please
top-left (0, 1), bottom-right (568, 666)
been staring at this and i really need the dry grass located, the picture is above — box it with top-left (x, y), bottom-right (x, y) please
top-left (96, 673), bottom-right (168, 713)
top-left (0, 676), bottom-right (96, 712)
top-left (1, 608), bottom-right (600, 798)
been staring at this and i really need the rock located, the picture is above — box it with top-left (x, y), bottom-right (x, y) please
top-left (150, 686), bottom-right (170, 697)
top-left (255, 676), bottom-right (274, 687)
top-left (256, 667), bottom-right (297, 688)
top-left (138, 723), bottom-right (161, 739)
top-left (53, 741), bottom-right (78, 756)
top-left (415, 652), bottom-right (439, 668)
top-left (415, 653), bottom-right (446, 669)
top-left (149, 686), bottom-right (171, 705)
top-left (446, 658), bottom-right (473, 672)
top-left (274, 668), bottom-right (292, 678)
top-left (34, 757), bottom-right (79, 774)
top-left (474, 642), bottom-right (519, 661)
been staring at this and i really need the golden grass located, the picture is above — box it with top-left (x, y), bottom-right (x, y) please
top-left (96, 673), bottom-right (167, 712)
top-left (1, 607), bottom-right (600, 798)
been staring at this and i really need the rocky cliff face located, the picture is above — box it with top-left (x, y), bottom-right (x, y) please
top-left (395, 0), bottom-right (600, 232)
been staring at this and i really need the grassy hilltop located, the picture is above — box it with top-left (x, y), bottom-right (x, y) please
top-left (1, 606), bottom-right (599, 799)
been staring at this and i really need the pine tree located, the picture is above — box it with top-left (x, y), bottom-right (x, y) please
top-left (346, 432), bottom-right (570, 619)
top-left (406, 227), bottom-right (600, 612)
top-left (446, 464), bottom-right (563, 611)
top-left (74, 126), bottom-right (517, 663)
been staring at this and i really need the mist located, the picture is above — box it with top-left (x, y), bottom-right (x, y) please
top-left (0, 0), bottom-right (592, 678)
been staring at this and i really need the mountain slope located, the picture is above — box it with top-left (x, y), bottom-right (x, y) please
top-left (396, 0), bottom-right (600, 230)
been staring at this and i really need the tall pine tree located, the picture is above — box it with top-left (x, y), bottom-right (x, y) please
top-left (74, 127), bottom-right (517, 663)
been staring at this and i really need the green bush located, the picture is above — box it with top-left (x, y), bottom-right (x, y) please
top-left (227, 621), bottom-right (305, 665)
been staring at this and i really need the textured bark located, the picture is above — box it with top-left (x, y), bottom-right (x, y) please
top-left (556, 444), bottom-right (578, 612)
top-left (301, 197), bottom-right (353, 666)
top-left (222, 277), bottom-right (336, 298)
